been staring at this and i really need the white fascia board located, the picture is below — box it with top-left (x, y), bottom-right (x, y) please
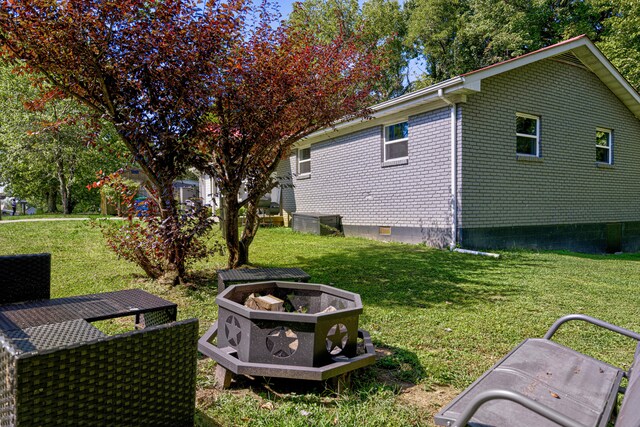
top-left (370, 76), bottom-right (464, 111)
top-left (294, 36), bottom-right (640, 149)
top-left (575, 44), bottom-right (640, 119)
top-left (299, 78), bottom-right (470, 147)
top-left (461, 37), bottom-right (640, 120)
top-left (461, 38), bottom-right (591, 86)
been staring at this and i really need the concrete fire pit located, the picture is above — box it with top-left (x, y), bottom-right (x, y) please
top-left (198, 281), bottom-right (376, 388)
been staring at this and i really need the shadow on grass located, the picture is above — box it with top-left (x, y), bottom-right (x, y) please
top-left (272, 242), bottom-right (528, 309)
top-left (356, 343), bottom-right (428, 391)
top-left (551, 250), bottom-right (640, 261)
top-left (195, 410), bottom-right (223, 427)
top-left (205, 341), bottom-right (427, 410)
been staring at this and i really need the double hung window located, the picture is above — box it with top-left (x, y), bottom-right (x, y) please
top-left (516, 113), bottom-right (540, 156)
top-left (298, 147), bottom-right (311, 176)
top-left (384, 122), bottom-right (409, 162)
top-left (595, 128), bottom-right (612, 164)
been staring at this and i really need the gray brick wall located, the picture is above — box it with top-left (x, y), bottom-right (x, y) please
top-left (460, 59), bottom-right (640, 229)
top-left (279, 108), bottom-right (453, 244)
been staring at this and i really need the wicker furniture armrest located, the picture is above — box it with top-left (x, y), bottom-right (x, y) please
top-left (0, 253), bottom-right (51, 304)
top-left (1, 318), bottom-right (199, 426)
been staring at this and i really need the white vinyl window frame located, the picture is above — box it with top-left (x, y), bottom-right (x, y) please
top-left (383, 121), bottom-right (409, 163)
top-left (515, 112), bottom-right (541, 157)
top-left (297, 147), bottom-right (311, 177)
top-left (595, 127), bottom-right (613, 164)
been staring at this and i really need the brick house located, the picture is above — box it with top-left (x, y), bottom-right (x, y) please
top-left (279, 36), bottom-right (640, 253)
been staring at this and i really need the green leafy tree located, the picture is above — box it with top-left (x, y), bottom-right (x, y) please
top-left (0, 65), bottom-right (122, 213)
top-left (289, 0), bottom-right (411, 99)
top-left (407, 0), bottom-right (613, 84)
top-left (405, 0), bottom-right (468, 85)
top-left (598, 0), bottom-right (640, 90)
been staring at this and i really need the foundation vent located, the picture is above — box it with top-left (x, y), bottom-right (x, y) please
top-left (379, 226), bottom-right (391, 236)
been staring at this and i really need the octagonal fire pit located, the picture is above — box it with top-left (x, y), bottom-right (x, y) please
top-left (198, 281), bottom-right (376, 388)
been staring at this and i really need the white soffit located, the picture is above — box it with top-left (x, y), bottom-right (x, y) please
top-left (572, 44), bottom-right (640, 120)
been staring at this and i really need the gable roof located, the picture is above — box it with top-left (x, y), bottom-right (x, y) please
top-left (302, 35), bottom-right (640, 145)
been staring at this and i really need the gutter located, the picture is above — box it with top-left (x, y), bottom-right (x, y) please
top-left (302, 77), bottom-right (466, 144)
top-left (438, 89), bottom-right (458, 250)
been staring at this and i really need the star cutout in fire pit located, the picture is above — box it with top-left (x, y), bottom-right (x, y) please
top-left (266, 327), bottom-right (299, 358)
top-left (326, 323), bottom-right (349, 355)
top-left (224, 316), bottom-right (242, 347)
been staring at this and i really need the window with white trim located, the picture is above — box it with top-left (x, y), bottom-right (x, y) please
top-left (596, 128), bottom-right (612, 164)
top-left (516, 113), bottom-right (540, 156)
top-left (298, 147), bottom-right (311, 175)
top-left (383, 121), bottom-right (408, 162)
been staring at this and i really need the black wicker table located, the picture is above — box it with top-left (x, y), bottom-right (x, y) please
top-left (217, 267), bottom-right (310, 293)
top-left (0, 288), bottom-right (177, 332)
top-left (0, 289), bottom-right (196, 426)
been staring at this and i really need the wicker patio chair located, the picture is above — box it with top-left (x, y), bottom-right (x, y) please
top-left (0, 317), bottom-right (199, 426)
top-left (0, 253), bottom-right (50, 304)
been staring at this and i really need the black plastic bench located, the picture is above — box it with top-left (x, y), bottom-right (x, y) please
top-left (435, 314), bottom-right (640, 427)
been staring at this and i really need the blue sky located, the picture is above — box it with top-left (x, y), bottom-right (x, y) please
top-left (278, 1), bottom-right (296, 18)
top-left (276, 1), bottom-right (368, 19)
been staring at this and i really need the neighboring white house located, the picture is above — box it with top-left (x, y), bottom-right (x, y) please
top-left (173, 180), bottom-right (199, 205)
top-left (198, 172), bottom-right (281, 213)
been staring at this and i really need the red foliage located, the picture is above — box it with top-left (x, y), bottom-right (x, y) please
top-left (193, 4), bottom-right (386, 267)
top-left (0, 0), bottom-right (245, 192)
top-left (0, 0), bottom-right (245, 281)
top-left (90, 172), bottom-right (217, 281)
top-left (0, 0), bottom-right (386, 271)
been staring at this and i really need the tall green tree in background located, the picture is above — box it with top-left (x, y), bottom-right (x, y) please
top-left (599, 1), bottom-right (640, 90)
top-left (289, 1), bottom-right (640, 97)
top-left (289, 0), bottom-right (412, 99)
top-left (404, 0), bottom-right (468, 84)
top-left (0, 65), bottom-right (123, 213)
top-left (406, 0), bottom-right (615, 86)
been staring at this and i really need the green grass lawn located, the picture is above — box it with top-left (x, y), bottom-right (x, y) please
top-left (1, 221), bottom-right (639, 426)
top-left (0, 213), bottom-right (106, 220)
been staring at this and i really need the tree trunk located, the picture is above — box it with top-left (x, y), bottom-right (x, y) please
top-left (46, 187), bottom-right (58, 213)
top-left (59, 181), bottom-right (70, 214)
top-left (222, 190), bottom-right (242, 268)
top-left (156, 180), bottom-right (184, 286)
top-left (56, 159), bottom-right (72, 214)
top-left (237, 197), bottom-right (261, 266)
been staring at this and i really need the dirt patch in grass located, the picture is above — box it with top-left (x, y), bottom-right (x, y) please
top-left (371, 345), bottom-right (458, 420)
top-left (397, 383), bottom-right (458, 415)
top-left (196, 386), bottom-right (258, 409)
top-left (371, 355), bottom-right (457, 413)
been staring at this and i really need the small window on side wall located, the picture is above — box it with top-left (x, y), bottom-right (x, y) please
top-left (596, 128), bottom-right (612, 164)
top-left (298, 147), bottom-right (311, 176)
top-left (516, 113), bottom-right (540, 156)
top-left (384, 121), bottom-right (408, 162)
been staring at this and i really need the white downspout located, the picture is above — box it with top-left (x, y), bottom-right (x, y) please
top-left (438, 89), bottom-right (458, 250)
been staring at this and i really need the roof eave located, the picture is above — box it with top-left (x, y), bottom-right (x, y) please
top-left (462, 36), bottom-right (640, 120)
top-left (573, 44), bottom-right (640, 120)
top-left (301, 77), bottom-right (469, 145)
top-left (300, 35), bottom-right (640, 147)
